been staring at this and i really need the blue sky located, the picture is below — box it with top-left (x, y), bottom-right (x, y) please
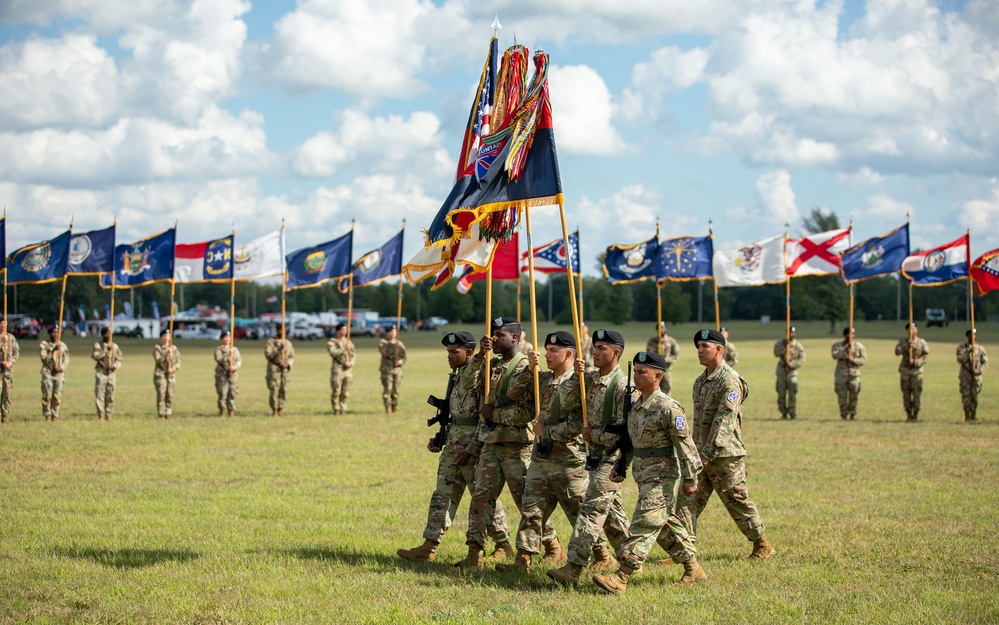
top-left (1, 0), bottom-right (996, 277)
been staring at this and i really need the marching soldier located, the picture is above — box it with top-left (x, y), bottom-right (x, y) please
top-left (214, 331), bottom-right (241, 417)
top-left (0, 318), bottom-right (19, 423)
top-left (40, 326), bottom-right (69, 421)
top-left (378, 325), bottom-right (406, 413)
top-left (895, 323), bottom-right (929, 421)
top-left (957, 329), bottom-right (989, 421)
top-left (548, 329), bottom-right (630, 587)
top-left (721, 327), bottom-right (738, 367)
top-left (591, 350), bottom-right (704, 595)
top-left (774, 326), bottom-right (806, 419)
top-left (91, 327), bottom-right (122, 421)
top-left (264, 325), bottom-right (295, 416)
top-left (397, 331), bottom-right (512, 563)
top-left (832, 327), bottom-right (867, 420)
top-left (152, 329), bottom-right (181, 419)
top-left (327, 322), bottom-right (355, 415)
top-left (645, 322), bottom-right (679, 393)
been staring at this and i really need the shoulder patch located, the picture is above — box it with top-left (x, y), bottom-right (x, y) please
top-left (675, 415), bottom-right (686, 431)
top-left (727, 389), bottom-right (739, 403)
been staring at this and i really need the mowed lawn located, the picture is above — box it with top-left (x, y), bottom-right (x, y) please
top-left (1, 321), bottom-right (997, 624)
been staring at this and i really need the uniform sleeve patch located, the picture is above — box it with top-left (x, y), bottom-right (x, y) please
top-left (727, 389), bottom-right (739, 403)
top-left (675, 415), bottom-right (686, 431)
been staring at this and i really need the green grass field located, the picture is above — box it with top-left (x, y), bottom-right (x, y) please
top-left (1, 321), bottom-right (997, 624)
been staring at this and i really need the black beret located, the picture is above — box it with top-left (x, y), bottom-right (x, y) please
top-left (790, 326), bottom-right (797, 332)
top-left (160, 329), bottom-right (170, 337)
top-left (720, 326), bottom-right (728, 332)
top-left (843, 326), bottom-right (854, 336)
top-left (385, 324), bottom-right (396, 331)
top-left (335, 322), bottom-right (346, 331)
top-left (545, 330), bottom-right (575, 349)
top-left (220, 331), bottom-right (230, 338)
top-left (634, 350), bottom-right (667, 370)
top-left (101, 327), bottom-right (110, 335)
top-left (442, 330), bottom-right (476, 347)
top-left (592, 328), bottom-right (624, 347)
top-left (966, 329), bottom-right (976, 337)
top-left (492, 316), bottom-right (521, 332)
top-left (693, 329), bottom-right (726, 346)
top-left (905, 322), bottom-right (917, 330)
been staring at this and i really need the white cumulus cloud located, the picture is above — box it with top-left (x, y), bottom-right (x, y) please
top-left (549, 65), bottom-right (626, 156)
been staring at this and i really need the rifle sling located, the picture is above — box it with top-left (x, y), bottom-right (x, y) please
top-left (494, 352), bottom-right (527, 407)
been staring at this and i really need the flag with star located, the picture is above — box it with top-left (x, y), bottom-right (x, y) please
top-left (654, 235), bottom-right (713, 281)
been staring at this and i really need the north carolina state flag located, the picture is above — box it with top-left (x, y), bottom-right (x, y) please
top-left (971, 248), bottom-right (999, 295)
top-left (785, 228), bottom-right (851, 276)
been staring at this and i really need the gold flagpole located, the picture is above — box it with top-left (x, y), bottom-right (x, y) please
top-left (848, 220), bottom-right (855, 340)
top-left (484, 263), bottom-right (493, 401)
top-left (968, 228), bottom-right (976, 345)
top-left (109, 215), bottom-right (117, 345)
top-left (784, 223), bottom-right (791, 365)
top-left (229, 227), bottom-right (237, 369)
top-left (2, 209), bottom-right (7, 364)
top-left (55, 217), bottom-right (74, 347)
top-left (655, 218), bottom-right (663, 350)
top-left (346, 219), bottom-right (355, 357)
top-left (575, 228), bottom-right (584, 326)
top-left (709, 220), bottom-right (719, 330)
top-left (280, 219), bottom-right (287, 341)
top-left (524, 206), bottom-right (541, 416)
top-left (395, 219), bottom-right (405, 361)
top-left (557, 201), bottom-right (588, 431)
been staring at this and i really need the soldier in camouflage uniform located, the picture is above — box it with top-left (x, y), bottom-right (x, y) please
top-left (327, 323), bottom-right (355, 415)
top-left (957, 329), bottom-right (989, 421)
top-left (592, 350), bottom-right (704, 595)
top-left (152, 329), bottom-right (181, 419)
top-left (580, 323), bottom-right (594, 370)
top-left (895, 323), bottom-right (929, 421)
top-left (774, 326), bottom-right (806, 419)
top-left (0, 319), bottom-right (19, 423)
top-left (264, 326), bottom-right (295, 416)
top-left (666, 330), bottom-right (774, 565)
top-left (91, 327), bottom-right (122, 421)
top-left (397, 331), bottom-right (511, 563)
top-left (378, 325), bottom-right (406, 414)
top-left (646, 322), bottom-right (679, 394)
top-left (832, 327), bottom-right (867, 420)
top-left (40, 326), bottom-right (69, 421)
top-left (214, 331), bottom-right (241, 417)
top-left (548, 328), bottom-right (630, 587)
top-left (453, 317), bottom-right (558, 569)
top-left (721, 327), bottom-right (738, 367)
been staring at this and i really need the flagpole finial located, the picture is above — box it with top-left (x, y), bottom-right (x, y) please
top-left (534, 35), bottom-right (544, 53)
top-left (491, 14), bottom-right (501, 33)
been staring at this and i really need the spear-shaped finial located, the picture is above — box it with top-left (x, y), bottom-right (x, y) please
top-left (708, 218), bottom-right (713, 236)
top-left (491, 14), bottom-right (501, 34)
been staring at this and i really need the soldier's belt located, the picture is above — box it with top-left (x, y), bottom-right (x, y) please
top-left (452, 417), bottom-right (478, 427)
top-left (632, 447), bottom-right (675, 458)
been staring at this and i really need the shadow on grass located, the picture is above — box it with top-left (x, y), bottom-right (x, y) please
top-left (54, 546), bottom-right (201, 569)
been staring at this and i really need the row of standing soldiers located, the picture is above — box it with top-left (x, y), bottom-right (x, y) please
top-left (397, 319), bottom-right (775, 593)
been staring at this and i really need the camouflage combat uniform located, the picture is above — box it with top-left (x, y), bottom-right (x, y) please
top-left (328, 336), bottom-right (355, 413)
top-left (957, 341), bottom-right (989, 420)
top-left (832, 340), bottom-right (867, 419)
top-left (563, 365), bottom-right (631, 568)
top-left (895, 336), bottom-right (929, 419)
top-left (616, 389), bottom-right (702, 570)
top-left (420, 360), bottom-right (509, 546)
top-left (774, 338), bottom-right (806, 419)
top-left (580, 334), bottom-right (594, 370)
top-left (378, 338), bottom-right (407, 410)
top-left (646, 334), bottom-right (679, 394)
top-left (40, 338), bottom-right (69, 420)
top-left (214, 344), bottom-right (242, 415)
top-left (152, 343), bottom-right (181, 418)
top-left (264, 337), bottom-right (295, 414)
top-left (91, 340), bottom-right (122, 420)
top-left (0, 332), bottom-right (19, 421)
top-left (723, 342), bottom-right (739, 367)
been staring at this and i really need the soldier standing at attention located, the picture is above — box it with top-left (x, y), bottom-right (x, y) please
top-left (327, 322), bottom-right (355, 415)
top-left (40, 326), bottom-right (69, 421)
top-left (957, 329), bottom-right (989, 422)
top-left (548, 328), bottom-right (629, 587)
top-left (0, 318), bottom-right (19, 423)
top-left (665, 330), bottom-right (774, 566)
top-left (397, 331), bottom-right (512, 563)
top-left (645, 322), bottom-right (679, 394)
top-left (895, 323), bottom-right (929, 421)
top-left (774, 326), bottom-right (806, 419)
top-left (832, 327), bottom-right (867, 420)
top-left (214, 331), bottom-right (241, 417)
top-left (579, 323), bottom-right (594, 370)
top-left (152, 329), bottom-right (181, 419)
top-left (721, 327), bottom-right (738, 367)
top-left (264, 326), bottom-right (295, 416)
top-left (591, 350), bottom-right (704, 595)
top-left (378, 325), bottom-right (406, 414)
top-left (91, 327), bottom-right (122, 421)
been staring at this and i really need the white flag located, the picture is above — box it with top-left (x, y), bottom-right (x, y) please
top-left (234, 230), bottom-right (285, 281)
top-left (785, 227), bottom-right (851, 276)
top-left (713, 234), bottom-right (787, 287)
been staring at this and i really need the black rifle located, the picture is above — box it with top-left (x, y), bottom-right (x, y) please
top-left (427, 371), bottom-right (457, 449)
top-left (602, 362), bottom-right (635, 478)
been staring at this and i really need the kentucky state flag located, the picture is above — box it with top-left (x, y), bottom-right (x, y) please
top-left (100, 228), bottom-right (176, 288)
top-left (286, 230), bottom-right (353, 291)
top-left (603, 236), bottom-right (658, 284)
top-left (175, 236), bottom-right (234, 283)
top-left (339, 229), bottom-right (404, 292)
top-left (901, 233), bottom-right (969, 286)
top-left (520, 231), bottom-right (579, 275)
top-left (654, 235), bottom-right (713, 281)
top-left (6, 230), bottom-right (72, 284)
top-left (68, 225), bottom-right (116, 275)
top-left (840, 224), bottom-right (909, 284)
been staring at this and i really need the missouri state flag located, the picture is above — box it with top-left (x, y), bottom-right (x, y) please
top-left (655, 235), bottom-right (713, 281)
top-left (67, 225), bottom-right (116, 275)
top-left (521, 231), bottom-right (579, 275)
top-left (901, 234), bottom-right (969, 286)
top-left (286, 231), bottom-right (353, 291)
top-left (174, 236), bottom-right (234, 283)
top-left (6, 230), bottom-right (72, 284)
top-left (603, 236), bottom-right (658, 284)
top-left (971, 248), bottom-right (999, 295)
top-left (101, 228), bottom-right (176, 288)
top-left (785, 228), bottom-right (851, 276)
top-left (840, 223), bottom-right (909, 284)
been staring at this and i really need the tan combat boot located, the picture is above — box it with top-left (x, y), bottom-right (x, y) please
top-left (656, 556), bottom-right (675, 565)
top-left (277, 409), bottom-right (283, 417)
top-left (674, 556), bottom-right (707, 587)
top-left (219, 409), bottom-right (225, 418)
top-left (228, 410), bottom-right (234, 417)
top-left (396, 539), bottom-right (438, 562)
top-left (590, 545), bottom-right (616, 572)
top-left (488, 540), bottom-right (514, 562)
top-left (749, 535), bottom-right (776, 561)
top-left (495, 549), bottom-right (532, 572)
top-left (546, 562), bottom-right (583, 587)
top-left (592, 564), bottom-right (635, 595)
top-left (1, 414), bottom-right (7, 423)
top-left (541, 538), bottom-right (567, 566)
top-left (452, 543), bottom-right (485, 570)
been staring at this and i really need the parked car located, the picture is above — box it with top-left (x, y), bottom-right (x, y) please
top-left (173, 325), bottom-right (223, 340)
top-left (114, 325), bottom-right (145, 338)
top-left (6, 314), bottom-right (39, 339)
top-left (288, 323), bottom-right (324, 340)
top-left (925, 308), bottom-right (948, 328)
top-left (420, 316), bottom-right (449, 331)
top-left (350, 321), bottom-right (376, 337)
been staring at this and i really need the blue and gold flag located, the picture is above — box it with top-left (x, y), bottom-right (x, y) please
top-left (0, 217), bottom-right (5, 270)
top-left (68, 224), bottom-right (116, 275)
top-left (6, 230), bottom-right (71, 284)
top-left (603, 236), bottom-right (658, 284)
top-left (286, 231), bottom-right (353, 291)
top-left (840, 223), bottom-right (909, 284)
top-left (100, 228), bottom-right (176, 288)
top-left (339, 229), bottom-right (404, 292)
top-left (654, 235), bottom-right (713, 281)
